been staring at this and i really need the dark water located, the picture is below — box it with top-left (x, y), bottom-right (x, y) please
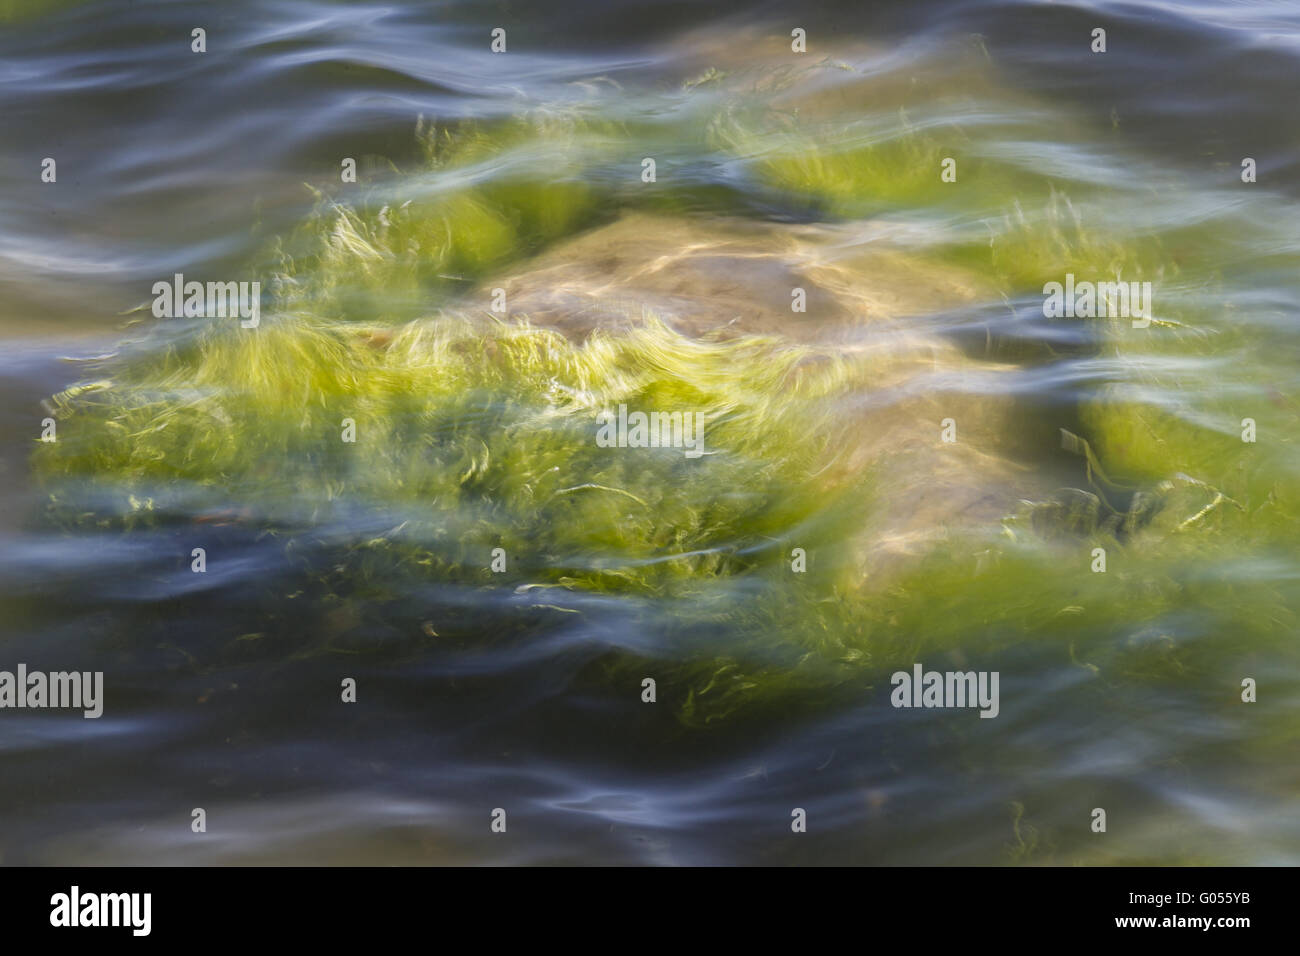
top-left (0, 0), bottom-right (1297, 864)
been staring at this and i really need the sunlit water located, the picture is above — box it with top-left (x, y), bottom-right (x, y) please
top-left (0, 0), bottom-right (1297, 865)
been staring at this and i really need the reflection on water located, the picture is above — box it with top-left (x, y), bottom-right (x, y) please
top-left (0, 0), bottom-right (1297, 865)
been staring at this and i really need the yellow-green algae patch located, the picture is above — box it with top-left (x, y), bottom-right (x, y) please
top-left (35, 299), bottom-right (1293, 727)
top-left (268, 116), bottom-right (618, 322)
top-left (29, 37), bottom-right (1300, 728)
top-left (35, 313), bottom-right (874, 589)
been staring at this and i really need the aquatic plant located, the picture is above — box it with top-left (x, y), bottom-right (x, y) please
top-left (30, 45), bottom-right (1299, 733)
top-left (267, 115), bottom-right (622, 322)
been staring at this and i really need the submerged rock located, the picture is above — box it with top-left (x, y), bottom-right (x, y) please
top-left (482, 211), bottom-right (991, 344)
top-left (481, 210), bottom-right (1044, 582)
top-left (30, 43), bottom-right (1246, 724)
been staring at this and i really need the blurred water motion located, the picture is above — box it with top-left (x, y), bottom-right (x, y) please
top-left (0, 0), bottom-right (1297, 865)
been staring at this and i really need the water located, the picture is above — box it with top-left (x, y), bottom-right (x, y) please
top-left (1, 0), bottom-right (1297, 865)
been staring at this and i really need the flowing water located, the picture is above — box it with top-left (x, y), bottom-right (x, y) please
top-left (0, 0), bottom-right (1297, 865)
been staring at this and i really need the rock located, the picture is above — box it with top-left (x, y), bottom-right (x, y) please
top-left (479, 211), bottom-right (1048, 585)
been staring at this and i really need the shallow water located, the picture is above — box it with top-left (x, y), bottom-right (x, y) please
top-left (1, 0), bottom-right (1297, 865)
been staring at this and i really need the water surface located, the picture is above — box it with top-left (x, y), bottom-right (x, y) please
top-left (1, 0), bottom-right (1297, 865)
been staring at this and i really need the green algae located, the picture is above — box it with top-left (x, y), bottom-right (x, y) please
top-left (35, 290), bottom-right (1293, 727)
top-left (269, 116), bottom-right (616, 322)
top-left (34, 309), bottom-right (886, 724)
top-left (711, 108), bottom-right (1026, 220)
top-left (29, 45), bottom-right (1300, 734)
top-left (35, 313), bottom-right (873, 588)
